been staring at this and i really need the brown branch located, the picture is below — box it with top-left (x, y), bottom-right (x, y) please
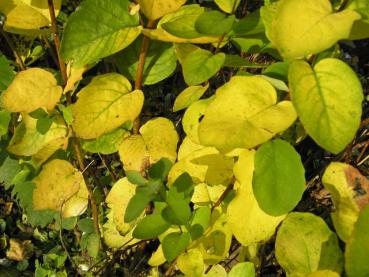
top-left (48, 0), bottom-right (101, 240)
top-left (47, 0), bottom-right (67, 85)
top-left (338, 0), bottom-right (349, 12)
top-left (164, 258), bottom-right (178, 277)
top-left (98, 154), bottom-right (118, 182)
top-left (212, 181), bottom-right (234, 211)
top-left (133, 19), bottom-right (156, 134)
top-left (0, 28), bottom-right (26, 70)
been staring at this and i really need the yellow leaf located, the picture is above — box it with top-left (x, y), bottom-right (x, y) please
top-left (106, 178), bottom-right (140, 235)
top-left (173, 84), bottom-right (209, 112)
top-left (198, 76), bottom-right (297, 152)
top-left (183, 97), bottom-right (215, 144)
top-left (177, 248), bottom-right (204, 277)
top-left (1, 68), bottom-right (62, 113)
top-left (33, 159), bottom-right (88, 218)
top-left (227, 150), bottom-right (286, 246)
top-left (7, 115), bottom-right (68, 163)
top-left (203, 265), bottom-right (227, 277)
top-left (177, 136), bottom-right (206, 161)
top-left (118, 118), bottom-right (178, 171)
top-left (64, 63), bottom-right (89, 93)
top-left (269, 0), bottom-right (360, 59)
top-left (140, 117), bottom-right (179, 164)
top-left (138, 0), bottom-right (186, 20)
top-left (322, 162), bottom-right (367, 241)
top-left (102, 210), bottom-right (140, 249)
top-left (192, 183), bottom-right (227, 206)
top-left (306, 271), bottom-right (340, 277)
top-left (72, 73), bottom-right (144, 139)
top-left (6, 239), bottom-right (33, 262)
top-left (0, 0), bottom-right (61, 34)
top-left (119, 135), bottom-right (150, 172)
top-left (143, 28), bottom-right (220, 44)
top-left (148, 245), bottom-right (166, 266)
top-left (168, 147), bottom-right (234, 186)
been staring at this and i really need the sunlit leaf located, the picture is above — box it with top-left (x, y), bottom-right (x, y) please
top-left (173, 84), bottom-right (209, 112)
top-left (177, 248), bottom-right (204, 277)
top-left (269, 0), bottom-right (360, 59)
top-left (276, 213), bottom-right (343, 277)
top-left (72, 73), bottom-right (144, 139)
top-left (60, 0), bottom-right (141, 66)
top-left (198, 76), bottom-right (297, 152)
top-left (138, 0), bottom-right (186, 20)
top-left (289, 58), bottom-right (363, 154)
top-left (1, 68), bottom-right (62, 113)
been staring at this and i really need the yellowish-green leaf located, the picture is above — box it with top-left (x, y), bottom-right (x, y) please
top-left (142, 5), bottom-right (221, 44)
top-left (72, 73), bottom-right (144, 139)
top-left (1, 68), bottom-right (62, 113)
top-left (198, 76), bottom-right (297, 152)
top-left (203, 265), bottom-right (227, 277)
top-left (177, 248), bottom-right (204, 277)
top-left (269, 0), bottom-right (360, 59)
top-left (60, 0), bottom-right (141, 66)
top-left (276, 212), bottom-right (343, 277)
top-left (345, 204), bottom-right (369, 277)
top-left (214, 0), bottom-right (241, 14)
top-left (288, 59), bottom-right (363, 154)
top-left (177, 136), bottom-right (206, 161)
top-left (322, 162), bottom-right (369, 241)
top-left (106, 178), bottom-right (140, 234)
top-left (64, 63), bottom-right (89, 93)
top-left (173, 84), bottom-right (209, 112)
top-left (33, 159), bottom-right (88, 218)
top-left (138, 0), bottom-right (186, 20)
top-left (192, 183), bottom-right (226, 206)
top-left (228, 150), bottom-right (286, 246)
top-left (168, 146), bottom-right (234, 186)
top-left (7, 115), bottom-right (68, 164)
top-left (0, 0), bottom-right (61, 34)
top-left (306, 271), bottom-right (340, 277)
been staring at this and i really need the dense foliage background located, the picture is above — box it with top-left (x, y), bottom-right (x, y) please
top-left (0, 0), bottom-right (368, 276)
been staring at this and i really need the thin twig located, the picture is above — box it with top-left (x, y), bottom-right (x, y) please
top-left (0, 28), bottom-right (26, 70)
top-left (47, 0), bottom-right (67, 85)
top-left (164, 258), bottom-right (178, 277)
top-left (212, 181), bottom-right (234, 211)
top-left (133, 19), bottom-right (156, 134)
top-left (338, 0), bottom-right (349, 11)
top-left (98, 154), bottom-right (118, 182)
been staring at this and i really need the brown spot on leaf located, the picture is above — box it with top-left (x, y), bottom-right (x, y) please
top-left (344, 166), bottom-right (369, 209)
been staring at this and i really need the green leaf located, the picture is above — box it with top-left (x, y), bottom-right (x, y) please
top-left (189, 206), bottom-right (211, 240)
top-left (173, 84), bottom-right (209, 112)
top-left (36, 116), bottom-right (54, 135)
top-left (263, 61), bottom-right (290, 82)
top-left (57, 105), bottom-right (74, 126)
top-left (233, 9), bottom-right (264, 35)
top-left (195, 11), bottom-right (235, 36)
top-left (180, 47), bottom-right (225, 86)
top-left (198, 76), bottom-right (297, 152)
top-left (72, 73), bottom-right (144, 139)
top-left (231, 36), bottom-right (267, 54)
top-left (0, 55), bottom-right (15, 91)
top-left (115, 37), bottom-right (177, 85)
top-left (133, 214), bottom-right (170, 239)
top-left (276, 213), bottom-right (343, 277)
top-left (223, 55), bottom-right (267, 68)
top-left (161, 5), bottom-right (207, 39)
top-left (171, 172), bottom-right (194, 200)
top-left (87, 233), bottom-right (100, 259)
top-left (253, 139), bottom-right (305, 216)
top-left (126, 171), bottom-right (147, 186)
top-left (148, 158), bottom-right (173, 181)
top-left (0, 111), bottom-right (11, 137)
top-left (78, 218), bottom-right (95, 234)
top-left (124, 191), bottom-right (152, 223)
top-left (82, 128), bottom-right (128, 155)
top-left (288, 58), bottom-right (363, 154)
top-left (345, 204), bottom-right (369, 277)
top-left (162, 232), bottom-right (191, 262)
top-left (228, 262), bottom-right (255, 277)
top-left (162, 194), bottom-right (192, 225)
top-left (0, 156), bottom-right (22, 189)
top-left (60, 0), bottom-right (141, 66)
top-left (214, 0), bottom-right (241, 14)
top-left (269, 0), bottom-right (360, 59)
top-left (29, 108), bottom-right (48, 120)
